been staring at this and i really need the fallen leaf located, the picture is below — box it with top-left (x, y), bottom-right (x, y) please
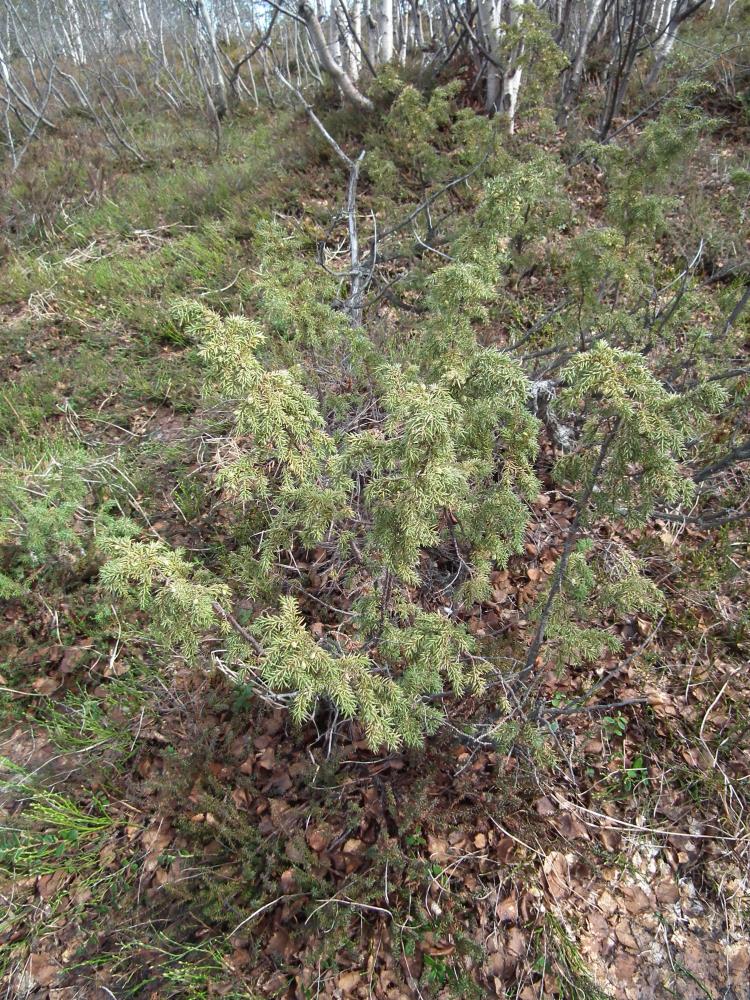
top-left (495, 893), bottom-right (518, 923)
top-left (553, 812), bottom-right (589, 840)
top-left (29, 953), bottom-right (61, 987)
top-left (655, 879), bottom-right (680, 904)
top-left (614, 920), bottom-right (637, 950)
top-left (623, 885), bottom-right (652, 915)
top-left (427, 835), bottom-right (451, 863)
top-left (267, 928), bottom-right (293, 959)
top-left (543, 851), bottom-right (570, 899)
top-left (506, 926), bottom-right (526, 958)
top-left (613, 951), bottom-right (638, 982)
top-left (534, 796), bottom-right (556, 816)
top-left (599, 827), bottom-right (621, 851)
top-left (727, 942), bottom-right (750, 983)
top-left (306, 826), bottom-right (329, 852)
top-left (31, 675), bottom-right (59, 694)
top-left (279, 868), bottom-right (297, 892)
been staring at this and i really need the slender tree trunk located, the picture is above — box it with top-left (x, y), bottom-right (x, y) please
top-left (350, 0), bottom-right (364, 77)
top-left (477, 0), bottom-right (503, 113)
top-left (499, 0), bottom-right (524, 133)
top-left (196, 0), bottom-right (228, 118)
top-left (299, 1), bottom-right (374, 109)
top-left (599, 0), bottom-right (650, 141)
top-left (376, 0), bottom-right (394, 63)
top-left (558, 0), bottom-right (605, 126)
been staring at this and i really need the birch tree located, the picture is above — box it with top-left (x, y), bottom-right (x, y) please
top-left (499, 0), bottom-right (525, 133)
top-left (557, 0), bottom-right (605, 126)
top-left (298, 1), bottom-right (373, 108)
top-left (477, 0), bottom-right (504, 113)
top-left (374, 0), bottom-right (394, 63)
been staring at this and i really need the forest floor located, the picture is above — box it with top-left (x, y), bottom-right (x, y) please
top-left (1, 94), bottom-right (749, 1000)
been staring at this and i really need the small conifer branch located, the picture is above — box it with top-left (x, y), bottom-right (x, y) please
top-left (519, 419), bottom-right (621, 687)
top-left (365, 149), bottom-right (492, 248)
top-left (653, 508), bottom-right (750, 529)
top-left (544, 697), bottom-right (648, 717)
top-left (346, 149), bottom-right (367, 326)
top-left (211, 601), bottom-right (265, 657)
top-left (537, 615), bottom-right (665, 721)
top-left (721, 283), bottom-right (750, 337)
top-left (678, 365), bottom-right (750, 390)
top-left (692, 438), bottom-right (750, 484)
top-left (510, 300), bottom-right (570, 351)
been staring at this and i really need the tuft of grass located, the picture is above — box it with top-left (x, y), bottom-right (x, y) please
top-left (42, 691), bottom-right (138, 760)
top-left (0, 770), bottom-right (116, 877)
top-left (542, 913), bottom-right (613, 1000)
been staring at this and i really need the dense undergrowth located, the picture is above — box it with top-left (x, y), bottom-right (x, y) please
top-left (1, 22), bottom-right (750, 1000)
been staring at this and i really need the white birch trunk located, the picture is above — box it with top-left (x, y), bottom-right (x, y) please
top-left (298, 1), bottom-right (373, 109)
top-left (326, 10), bottom-right (343, 65)
top-left (136, 0), bottom-right (153, 42)
top-left (197, 0), bottom-right (228, 117)
top-left (375, 0), bottom-right (394, 64)
top-left (67, 3), bottom-right (87, 65)
top-left (558, 0), bottom-right (604, 125)
top-left (477, 0), bottom-right (503, 113)
top-left (499, 0), bottom-right (524, 133)
top-left (397, 6), bottom-right (408, 64)
top-left (350, 0), bottom-right (363, 78)
top-left (646, 0), bottom-right (679, 86)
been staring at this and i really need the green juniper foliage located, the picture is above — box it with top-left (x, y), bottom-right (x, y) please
top-left (101, 217), bottom-right (723, 752)
top-left (538, 540), bottom-right (664, 668)
top-left (102, 291), bottom-right (538, 748)
top-left (556, 341), bottom-right (726, 525)
top-left (98, 88), bottom-right (729, 752)
top-left (100, 538), bottom-right (232, 661)
top-left (593, 87), bottom-right (711, 243)
top-left (244, 219), bottom-right (355, 356)
top-left (0, 447), bottom-right (104, 598)
top-left (0, 445), bottom-right (139, 599)
top-left (422, 149), bottom-right (566, 360)
top-left (363, 80), bottom-right (493, 203)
